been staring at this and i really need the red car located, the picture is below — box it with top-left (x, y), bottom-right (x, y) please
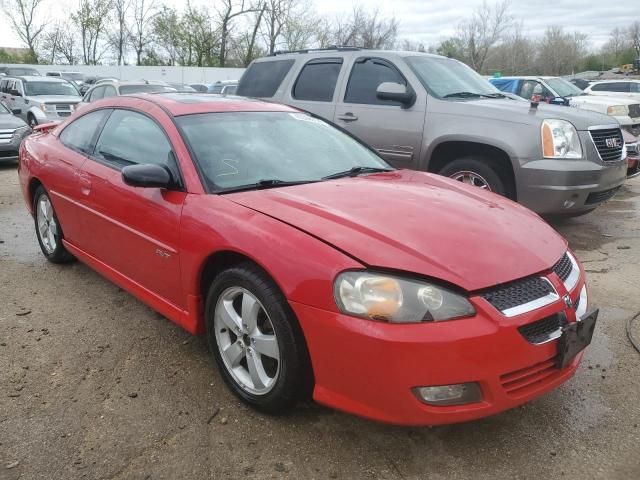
top-left (18, 94), bottom-right (596, 426)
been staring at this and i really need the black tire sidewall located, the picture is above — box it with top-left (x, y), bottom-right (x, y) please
top-left (28, 114), bottom-right (38, 128)
top-left (33, 186), bottom-right (73, 263)
top-left (205, 264), bottom-right (311, 413)
top-left (439, 157), bottom-right (508, 197)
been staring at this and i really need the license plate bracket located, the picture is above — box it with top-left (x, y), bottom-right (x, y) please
top-left (556, 309), bottom-right (598, 369)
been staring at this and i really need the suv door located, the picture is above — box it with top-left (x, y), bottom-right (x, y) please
top-left (334, 56), bottom-right (426, 167)
top-left (285, 58), bottom-right (344, 120)
top-left (7, 80), bottom-right (27, 120)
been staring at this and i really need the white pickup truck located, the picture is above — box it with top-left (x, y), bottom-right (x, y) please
top-left (490, 76), bottom-right (640, 137)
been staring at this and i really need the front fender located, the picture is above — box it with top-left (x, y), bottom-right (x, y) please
top-left (28, 106), bottom-right (47, 121)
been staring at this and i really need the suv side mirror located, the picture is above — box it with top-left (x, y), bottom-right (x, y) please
top-left (122, 164), bottom-right (174, 189)
top-left (9, 89), bottom-right (21, 97)
top-left (11, 108), bottom-right (21, 115)
top-left (376, 82), bottom-right (416, 108)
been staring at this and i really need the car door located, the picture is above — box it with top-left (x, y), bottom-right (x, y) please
top-left (333, 56), bottom-right (426, 168)
top-left (77, 108), bottom-right (186, 308)
top-left (48, 109), bottom-right (111, 244)
top-left (285, 58), bottom-right (345, 121)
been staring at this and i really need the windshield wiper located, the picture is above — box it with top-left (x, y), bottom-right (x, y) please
top-left (322, 166), bottom-right (394, 180)
top-left (444, 91), bottom-right (505, 99)
top-left (219, 179), bottom-right (318, 194)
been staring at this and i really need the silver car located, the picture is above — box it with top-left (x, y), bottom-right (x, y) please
top-left (0, 101), bottom-right (31, 164)
top-left (237, 48), bottom-right (627, 216)
top-left (0, 76), bottom-right (81, 127)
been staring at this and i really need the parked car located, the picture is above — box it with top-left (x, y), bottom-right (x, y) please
top-left (568, 78), bottom-right (590, 90)
top-left (190, 83), bottom-right (209, 93)
top-left (167, 83), bottom-right (197, 92)
top-left (80, 80), bottom-right (176, 106)
top-left (0, 66), bottom-right (41, 76)
top-left (584, 80), bottom-right (640, 100)
top-left (0, 101), bottom-right (30, 164)
top-left (79, 76), bottom-right (120, 95)
top-left (490, 76), bottom-right (640, 136)
top-left (623, 129), bottom-right (639, 178)
top-left (208, 80), bottom-right (238, 94)
top-left (46, 71), bottom-right (85, 86)
top-left (18, 92), bottom-right (596, 425)
top-left (237, 48), bottom-right (627, 216)
top-left (0, 76), bottom-right (81, 127)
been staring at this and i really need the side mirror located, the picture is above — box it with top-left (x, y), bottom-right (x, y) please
top-left (10, 89), bottom-right (21, 97)
top-left (549, 97), bottom-right (569, 106)
top-left (11, 108), bottom-right (21, 115)
top-left (376, 82), bottom-right (416, 108)
top-left (122, 164), bottom-right (174, 189)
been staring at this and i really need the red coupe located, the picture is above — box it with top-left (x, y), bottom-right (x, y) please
top-left (18, 94), bottom-right (596, 426)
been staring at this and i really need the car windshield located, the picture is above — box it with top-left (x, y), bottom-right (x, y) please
top-left (24, 81), bottom-right (79, 96)
top-left (62, 72), bottom-right (84, 82)
top-left (406, 56), bottom-right (501, 99)
top-left (119, 84), bottom-right (176, 94)
top-left (177, 111), bottom-right (391, 192)
top-left (546, 78), bottom-right (584, 97)
top-left (8, 68), bottom-right (40, 76)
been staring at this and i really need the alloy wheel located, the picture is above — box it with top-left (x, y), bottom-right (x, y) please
top-left (450, 170), bottom-right (492, 191)
top-left (214, 287), bottom-right (280, 395)
top-left (36, 194), bottom-right (58, 254)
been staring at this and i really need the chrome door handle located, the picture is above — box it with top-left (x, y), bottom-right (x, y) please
top-left (337, 113), bottom-right (358, 122)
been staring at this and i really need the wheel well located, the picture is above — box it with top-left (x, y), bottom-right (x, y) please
top-left (427, 142), bottom-right (516, 199)
top-left (199, 251), bottom-right (261, 300)
top-left (28, 178), bottom-right (43, 206)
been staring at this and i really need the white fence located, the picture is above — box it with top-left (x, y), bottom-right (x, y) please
top-left (1, 64), bottom-right (246, 84)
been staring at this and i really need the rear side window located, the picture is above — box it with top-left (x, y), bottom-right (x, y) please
top-left (89, 86), bottom-right (105, 102)
top-left (591, 82), bottom-right (629, 93)
top-left (292, 59), bottom-right (343, 102)
top-left (60, 110), bottom-right (109, 154)
top-left (237, 59), bottom-right (295, 98)
top-left (344, 58), bottom-right (406, 106)
top-left (103, 86), bottom-right (117, 98)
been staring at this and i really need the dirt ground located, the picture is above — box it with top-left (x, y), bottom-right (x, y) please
top-left (1, 164), bottom-right (639, 480)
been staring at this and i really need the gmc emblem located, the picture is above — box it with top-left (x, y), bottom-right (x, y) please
top-left (605, 137), bottom-right (621, 148)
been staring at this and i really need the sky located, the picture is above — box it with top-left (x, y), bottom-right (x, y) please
top-left (1, 0), bottom-right (638, 55)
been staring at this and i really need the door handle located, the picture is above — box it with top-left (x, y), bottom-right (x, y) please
top-left (337, 113), bottom-right (358, 122)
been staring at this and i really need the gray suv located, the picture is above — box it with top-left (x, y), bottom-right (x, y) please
top-left (0, 76), bottom-right (81, 127)
top-left (237, 48), bottom-right (627, 216)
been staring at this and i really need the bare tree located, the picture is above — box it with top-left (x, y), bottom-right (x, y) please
top-left (71, 0), bottom-right (111, 65)
top-left (261, 0), bottom-right (290, 54)
top-left (40, 24), bottom-right (62, 63)
top-left (323, 5), bottom-right (398, 49)
top-left (281, 6), bottom-right (316, 51)
top-left (1, 0), bottom-right (48, 62)
top-left (457, 0), bottom-right (512, 73)
top-left (536, 26), bottom-right (588, 75)
top-left (216, 0), bottom-right (262, 67)
top-left (109, 0), bottom-right (130, 65)
top-left (130, 0), bottom-right (158, 65)
top-left (242, 3), bottom-right (267, 65)
top-left (58, 25), bottom-right (79, 65)
top-left (630, 21), bottom-right (640, 59)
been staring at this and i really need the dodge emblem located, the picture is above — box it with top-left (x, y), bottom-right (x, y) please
top-left (563, 294), bottom-right (573, 309)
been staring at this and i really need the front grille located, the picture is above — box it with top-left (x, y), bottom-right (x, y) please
top-left (481, 277), bottom-right (555, 313)
top-left (500, 356), bottom-right (565, 398)
top-left (553, 253), bottom-right (572, 282)
top-left (629, 104), bottom-right (640, 118)
top-left (589, 127), bottom-right (624, 162)
top-left (518, 313), bottom-right (567, 344)
top-left (0, 128), bottom-right (16, 144)
top-left (585, 186), bottom-right (620, 205)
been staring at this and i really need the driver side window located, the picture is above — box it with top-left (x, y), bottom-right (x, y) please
top-left (344, 58), bottom-right (407, 106)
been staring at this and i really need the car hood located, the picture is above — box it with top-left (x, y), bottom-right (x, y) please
top-left (30, 95), bottom-right (81, 104)
top-left (0, 114), bottom-right (28, 128)
top-left (227, 170), bottom-right (567, 291)
top-left (440, 97), bottom-right (613, 130)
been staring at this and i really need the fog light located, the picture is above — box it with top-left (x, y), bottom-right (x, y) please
top-left (413, 382), bottom-right (482, 406)
top-left (563, 200), bottom-right (576, 209)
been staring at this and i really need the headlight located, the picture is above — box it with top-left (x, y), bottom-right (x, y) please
top-left (541, 119), bottom-right (582, 159)
top-left (607, 105), bottom-right (628, 116)
top-left (40, 103), bottom-right (56, 113)
top-left (334, 271), bottom-right (476, 323)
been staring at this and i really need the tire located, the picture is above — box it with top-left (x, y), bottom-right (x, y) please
top-left (33, 186), bottom-right (74, 263)
top-left (28, 114), bottom-right (38, 128)
top-left (205, 263), bottom-right (312, 414)
top-left (438, 157), bottom-right (508, 197)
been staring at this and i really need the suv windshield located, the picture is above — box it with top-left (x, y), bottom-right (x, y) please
top-left (25, 81), bottom-right (79, 96)
top-left (177, 111), bottom-right (391, 192)
top-left (546, 78), bottom-right (584, 97)
top-left (119, 84), bottom-right (175, 94)
top-left (8, 68), bottom-right (40, 76)
top-left (406, 56), bottom-right (501, 99)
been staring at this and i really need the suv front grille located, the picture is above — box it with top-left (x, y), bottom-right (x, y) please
top-left (586, 186), bottom-right (620, 205)
top-left (480, 277), bottom-right (556, 316)
top-left (0, 128), bottom-right (16, 144)
top-left (552, 253), bottom-right (572, 282)
top-left (518, 313), bottom-right (567, 344)
top-left (589, 128), bottom-right (624, 162)
top-left (629, 104), bottom-right (640, 118)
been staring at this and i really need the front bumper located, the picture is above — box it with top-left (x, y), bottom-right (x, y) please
top-left (0, 129), bottom-right (30, 163)
top-left (292, 271), bottom-right (587, 426)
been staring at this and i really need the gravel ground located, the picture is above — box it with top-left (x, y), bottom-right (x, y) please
top-left (1, 165), bottom-right (639, 480)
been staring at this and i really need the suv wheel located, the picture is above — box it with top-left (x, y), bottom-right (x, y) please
top-left (439, 157), bottom-right (507, 197)
top-left (28, 114), bottom-right (38, 128)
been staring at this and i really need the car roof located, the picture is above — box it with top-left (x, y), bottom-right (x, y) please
top-left (124, 92), bottom-right (299, 116)
top-left (590, 79), bottom-right (640, 84)
top-left (254, 49), bottom-right (442, 62)
top-left (9, 75), bottom-right (67, 83)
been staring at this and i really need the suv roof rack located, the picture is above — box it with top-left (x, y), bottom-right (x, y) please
top-left (269, 46), bottom-right (362, 56)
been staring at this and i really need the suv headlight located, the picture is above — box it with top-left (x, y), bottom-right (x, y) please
top-left (607, 105), bottom-right (628, 116)
top-left (334, 271), bottom-right (475, 323)
top-left (541, 119), bottom-right (583, 159)
top-left (40, 103), bottom-right (56, 113)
